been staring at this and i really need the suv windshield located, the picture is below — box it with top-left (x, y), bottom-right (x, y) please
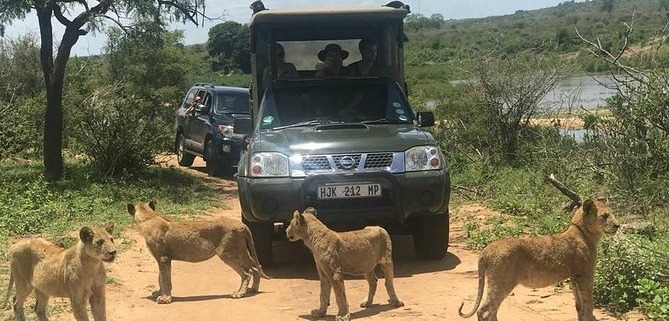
top-left (214, 93), bottom-right (249, 114)
top-left (258, 79), bottom-right (413, 130)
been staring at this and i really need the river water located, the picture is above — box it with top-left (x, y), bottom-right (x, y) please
top-left (541, 73), bottom-right (619, 110)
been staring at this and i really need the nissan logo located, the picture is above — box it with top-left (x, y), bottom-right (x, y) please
top-left (339, 156), bottom-right (356, 169)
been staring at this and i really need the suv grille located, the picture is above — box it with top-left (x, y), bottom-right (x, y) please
top-left (303, 156), bottom-right (330, 171)
top-left (299, 152), bottom-right (398, 173)
top-left (365, 153), bottom-right (393, 168)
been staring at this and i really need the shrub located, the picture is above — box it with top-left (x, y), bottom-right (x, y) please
top-left (0, 96), bottom-right (45, 160)
top-left (635, 278), bottom-right (669, 320)
top-left (594, 235), bottom-right (669, 314)
top-left (69, 87), bottom-right (171, 177)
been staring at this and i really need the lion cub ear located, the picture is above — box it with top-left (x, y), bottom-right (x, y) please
top-left (304, 207), bottom-right (317, 216)
top-left (583, 199), bottom-right (597, 216)
top-left (149, 200), bottom-right (158, 210)
top-left (127, 204), bottom-right (136, 216)
top-left (105, 222), bottom-right (115, 235)
top-left (80, 226), bottom-right (95, 244)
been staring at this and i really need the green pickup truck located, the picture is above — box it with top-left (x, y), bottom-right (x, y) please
top-left (235, 1), bottom-right (450, 266)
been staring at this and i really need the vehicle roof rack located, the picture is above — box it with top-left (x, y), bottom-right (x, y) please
top-left (193, 83), bottom-right (215, 88)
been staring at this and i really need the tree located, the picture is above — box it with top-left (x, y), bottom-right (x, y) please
top-left (207, 21), bottom-right (251, 73)
top-left (0, 0), bottom-right (206, 181)
top-left (468, 51), bottom-right (565, 163)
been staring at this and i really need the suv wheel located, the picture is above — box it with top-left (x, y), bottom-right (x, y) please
top-left (205, 140), bottom-right (225, 177)
top-left (242, 217), bottom-right (274, 267)
top-left (176, 133), bottom-right (195, 166)
top-left (412, 214), bottom-right (449, 260)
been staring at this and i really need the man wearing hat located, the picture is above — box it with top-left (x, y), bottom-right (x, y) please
top-left (315, 43), bottom-right (349, 78)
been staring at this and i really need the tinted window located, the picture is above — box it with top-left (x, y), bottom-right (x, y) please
top-left (215, 93), bottom-right (249, 114)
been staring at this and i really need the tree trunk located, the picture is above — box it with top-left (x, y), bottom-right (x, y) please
top-left (38, 4), bottom-right (82, 181)
top-left (36, 6), bottom-right (64, 181)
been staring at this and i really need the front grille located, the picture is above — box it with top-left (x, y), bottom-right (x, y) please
top-left (365, 153), bottom-right (393, 168)
top-left (333, 154), bottom-right (361, 170)
top-left (303, 156), bottom-right (331, 171)
top-left (299, 152), bottom-right (401, 174)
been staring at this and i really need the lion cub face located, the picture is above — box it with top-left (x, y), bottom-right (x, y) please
top-left (80, 222), bottom-right (117, 263)
top-left (580, 199), bottom-right (620, 236)
top-left (286, 208), bottom-right (317, 242)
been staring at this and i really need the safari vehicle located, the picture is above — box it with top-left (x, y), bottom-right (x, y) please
top-left (236, 1), bottom-right (451, 266)
top-left (174, 83), bottom-right (250, 176)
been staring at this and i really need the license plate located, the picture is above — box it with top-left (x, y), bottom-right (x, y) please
top-left (317, 183), bottom-right (382, 200)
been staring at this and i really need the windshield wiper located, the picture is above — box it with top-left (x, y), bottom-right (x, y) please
top-left (360, 118), bottom-right (407, 124)
top-left (271, 119), bottom-right (339, 130)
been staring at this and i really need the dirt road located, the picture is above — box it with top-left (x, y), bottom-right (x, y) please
top-left (44, 157), bottom-right (637, 321)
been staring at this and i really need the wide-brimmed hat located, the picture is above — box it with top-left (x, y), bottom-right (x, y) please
top-left (318, 43), bottom-right (349, 62)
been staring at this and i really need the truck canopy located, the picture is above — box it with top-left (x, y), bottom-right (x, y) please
top-left (248, 2), bottom-right (410, 115)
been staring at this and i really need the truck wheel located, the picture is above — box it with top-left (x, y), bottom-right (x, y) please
top-left (176, 133), bottom-right (194, 166)
top-left (205, 140), bottom-right (225, 177)
top-left (242, 218), bottom-right (274, 267)
top-left (412, 214), bottom-right (449, 260)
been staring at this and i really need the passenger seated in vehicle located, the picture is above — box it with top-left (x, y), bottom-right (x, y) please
top-left (347, 38), bottom-right (380, 76)
top-left (263, 43), bottom-right (298, 84)
top-left (315, 43), bottom-right (348, 78)
top-left (185, 96), bottom-right (202, 115)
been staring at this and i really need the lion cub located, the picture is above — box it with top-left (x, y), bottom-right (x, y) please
top-left (286, 208), bottom-right (404, 321)
top-left (458, 199), bottom-right (620, 321)
top-left (127, 200), bottom-right (269, 304)
top-left (3, 222), bottom-right (117, 321)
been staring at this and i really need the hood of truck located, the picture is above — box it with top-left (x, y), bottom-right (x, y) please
top-left (253, 124), bottom-right (433, 155)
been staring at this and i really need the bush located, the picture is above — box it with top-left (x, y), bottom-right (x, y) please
top-left (0, 96), bottom-right (45, 160)
top-left (594, 235), bottom-right (669, 314)
top-left (69, 87), bottom-right (172, 177)
top-left (635, 278), bottom-right (669, 320)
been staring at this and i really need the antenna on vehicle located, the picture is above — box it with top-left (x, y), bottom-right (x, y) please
top-left (384, 1), bottom-right (410, 12)
top-left (250, 1), bottom-right (267, 15)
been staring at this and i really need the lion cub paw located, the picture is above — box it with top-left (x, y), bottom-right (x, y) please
top-left (360, 300), bottom-right (374, 308)
top-left (156, 295), bottom-right (172, 304)
top-left (310, 309), bottom-right (327, 317)
top-left (389, 299), bottom-right (404, 307)
top-left (335, 313), bottom-right (351, 321)
top-left (231, 291), bottom-right (247, 299)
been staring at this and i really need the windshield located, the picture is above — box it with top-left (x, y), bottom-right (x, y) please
top-left (258, 80), bottom-right (413, 130)
top-left (214, 93), bottom-right (249, 114)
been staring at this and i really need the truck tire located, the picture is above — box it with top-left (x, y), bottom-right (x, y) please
top-left (412, 214), bottom-right (449, 260)
top-left (176, 133), bottom-right (195, 166)
top-left (242, 217), bottom-right (274, 267)
top-left (205, 140), bottom-right (225, 177)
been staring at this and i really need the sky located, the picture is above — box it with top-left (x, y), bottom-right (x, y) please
top-left (2, 0), bottom-right (582, 56)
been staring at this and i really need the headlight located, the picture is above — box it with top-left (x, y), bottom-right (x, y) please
top-left (405, 146), bottom-right (442, 171)
top-left (249, 152), bottom-right (289, 177)
top-left (218, 125), bottom-right (234, 136)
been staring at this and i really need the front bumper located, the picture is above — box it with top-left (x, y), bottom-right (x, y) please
top-left (238, 168), bottom-right (450, 229)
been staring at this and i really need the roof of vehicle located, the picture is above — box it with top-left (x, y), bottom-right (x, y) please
top-left (191, 83), bottom-right (249, 95)
top-left (249, 5), bottom-right (409, 25)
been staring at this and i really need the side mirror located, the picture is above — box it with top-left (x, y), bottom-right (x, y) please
top-left (234, 116), bottom-right (253, 135)
top-left (417, 111), bottom-right (434, 127)
top-left (195, 104), bottom-right (209, 114)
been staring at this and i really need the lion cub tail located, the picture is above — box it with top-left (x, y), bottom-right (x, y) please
top-left (2, 270), bottom-right (13, 309)
top-left (244, 228), bottom-right (270, 279)
top-left (458, 259), bottom-right (486, 318)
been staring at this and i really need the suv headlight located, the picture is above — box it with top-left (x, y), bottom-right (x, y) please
top-left (405, 146), bottom-right (442, 171)
top-left (218, 125), bottom-right (234, 136)
top-left (249, 152), bottom-right (289, 177)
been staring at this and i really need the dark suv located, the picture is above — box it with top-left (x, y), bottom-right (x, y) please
top-left (174, 83), bottom-right (250, 176)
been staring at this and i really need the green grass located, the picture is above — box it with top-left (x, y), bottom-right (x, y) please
top-left (0, 157), bottom-right (224, 258)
